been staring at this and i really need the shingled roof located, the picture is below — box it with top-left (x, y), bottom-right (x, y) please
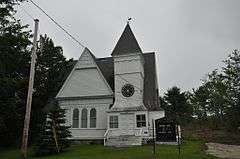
top-left (95, 57), bottom-right (114, 90)
top-left (95, 52), bottom-right (161, 111)
top-left (55, 23), bottom-right (161, 111)
top-left (111, 24), bottom-right (142, 56)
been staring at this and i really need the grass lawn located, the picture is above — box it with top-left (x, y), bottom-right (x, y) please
top-left (0, 140), bottom-right (218, 159)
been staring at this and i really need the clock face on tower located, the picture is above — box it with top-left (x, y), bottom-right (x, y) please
top-left (121, 84), bottom-right (135, 97)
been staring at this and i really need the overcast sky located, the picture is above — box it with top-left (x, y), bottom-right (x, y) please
top-left (16, 0), bottom-right (240, 95)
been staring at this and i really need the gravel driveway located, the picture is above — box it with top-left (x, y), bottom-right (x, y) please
top-left (206, 143), bottom-right (240, 159)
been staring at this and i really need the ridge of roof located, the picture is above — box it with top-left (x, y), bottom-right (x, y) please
top-left (84, 47), bottom-right (97, 60)
top-left (60, 51), bottom-right (161, 111)
top-left (111, 24), bottom-right (142, 56)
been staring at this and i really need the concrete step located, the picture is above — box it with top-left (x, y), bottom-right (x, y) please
top-left (105, 135), bottom-right (142, 147)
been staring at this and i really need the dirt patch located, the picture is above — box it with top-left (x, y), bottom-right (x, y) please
top-left (206, 143), bottom-right (240, 159)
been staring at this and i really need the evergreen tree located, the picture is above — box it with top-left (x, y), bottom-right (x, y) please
top-left (159, 96), bottom-right (167, 109)
top-left (30, 35), bottom-right (74, 143)
top-left (36, 100), bottom-right (71, 156)
top-left (0, 0), bottom-right (74, 146)
top-left (163, 86), bottom-right (193, 125)
top-left (0, 0), bottom-right (31, 146)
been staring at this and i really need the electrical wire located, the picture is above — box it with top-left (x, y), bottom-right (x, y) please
top-left (28, 0), bottom-right (85, 49)
top-left (19, 5), bottom-right (35, 20)
top-left (23, 1), bottom-right (150, 94)
top-left (18, 1), bottom-right (159, 110)
top-left (19, 1), bottom-right (158, 106)
top-left (118, 74), bottom-right (142, 91)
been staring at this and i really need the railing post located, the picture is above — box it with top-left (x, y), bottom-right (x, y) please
top-left (152, 119), bottom-right (156, 155)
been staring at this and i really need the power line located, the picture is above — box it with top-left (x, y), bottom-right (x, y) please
top-left (118, 75), bottom-right (142, 91)
top-left (28, 0), bottom-right (85, 49)
top-left (17, 5), bottom-right (44, 50)
top-left (19, 5), bottom-right (35, 20)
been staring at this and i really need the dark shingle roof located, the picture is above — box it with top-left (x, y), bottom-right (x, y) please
top-left (95, 57), bottom-right (114, 90)
top-left (111, 24), bottom-right (142, 56)
top-left (142, 53), bottom-right (161, 111)
top-left (95, 52), bottom-right (161, 111)
top-left (55, 52), bottom-right (161, 111)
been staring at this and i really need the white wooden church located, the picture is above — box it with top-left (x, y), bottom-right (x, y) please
top-left (56, 24), bottom-right (166, 146)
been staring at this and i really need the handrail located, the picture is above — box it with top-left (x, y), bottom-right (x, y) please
top-left (134, 128), bottom-right (143, 136)
top-left (104, 129), bottom-right (109, 137)
top-left (139, 128), bottom-right (143, 136)
top-left (103, 129), bottom-right (110, 146)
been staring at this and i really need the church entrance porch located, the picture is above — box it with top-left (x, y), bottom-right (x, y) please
top-left (104, 111), bottom-right (147, 147)
top-left (118, 112), bottom-right (135, 136)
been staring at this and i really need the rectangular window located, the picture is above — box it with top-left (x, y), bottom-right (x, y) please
top-left (136, 114), bottom-right (146, 127)
top-left (109, 116), bottom-right (118, 128)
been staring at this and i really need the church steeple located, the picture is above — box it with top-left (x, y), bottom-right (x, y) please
top-left (111, 24), bottom-right (142, 56)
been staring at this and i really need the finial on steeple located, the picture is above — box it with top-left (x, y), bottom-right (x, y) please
top-left (127, 17), bottom-right (132, 24)
top-left (111, 19), bottom-right (142, 56)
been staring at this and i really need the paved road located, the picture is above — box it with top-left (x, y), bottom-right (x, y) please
top-left (206, 143), bottom-right (240, 159)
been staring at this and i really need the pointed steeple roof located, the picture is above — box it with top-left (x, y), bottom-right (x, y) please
top-left (111, 23), bottom-right (142, 56)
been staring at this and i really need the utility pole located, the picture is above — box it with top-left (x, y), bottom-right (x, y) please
top-left (21, 19), bottom-right (39, 159)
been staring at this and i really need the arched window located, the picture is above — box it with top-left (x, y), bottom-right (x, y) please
top-left (81, 108), bottom-right (88, 128)
top-left (90, 108), bottom-right (96, 128)
top-left (72, 109), bottom-right (79, 128)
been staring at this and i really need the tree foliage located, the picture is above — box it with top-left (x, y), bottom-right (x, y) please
top-left (191, 85), bottom-right (210, 121)
top-left (191, 50), bottom-right (240, 130)
top-left (35, 100), bottom-right (71, 156)
top-left (29, 35), bottom-right (74, 144)
top-left (0, 0), bottom-right (31, 146)
top-left (161, 86), bottom-right (193, 125)
top-left (222, 50), bottom-right (240, 130)
top-left (0, 0), bottom-right (74, 146)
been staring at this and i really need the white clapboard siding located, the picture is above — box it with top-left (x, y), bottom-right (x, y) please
top-left (57, 48), bottom-right (112, 98)
top-left (58, 69), bottom-right (112, 97)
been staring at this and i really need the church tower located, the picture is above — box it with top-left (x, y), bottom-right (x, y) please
top-left (111, 24), bottom-right (146, 111)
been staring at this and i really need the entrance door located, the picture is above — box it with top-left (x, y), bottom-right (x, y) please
top-left (155, 119), bottom-right (176, 142)
top-left (120, 113), bottom-right (134, 135)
